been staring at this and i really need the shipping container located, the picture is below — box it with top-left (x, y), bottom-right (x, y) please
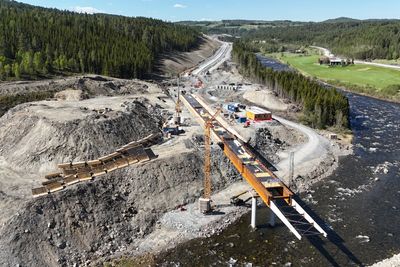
top-left (246, 106), bottom-right (272, 121)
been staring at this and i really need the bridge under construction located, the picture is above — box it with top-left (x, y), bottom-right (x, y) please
top-left (181, 93), bottom-right (328, 240)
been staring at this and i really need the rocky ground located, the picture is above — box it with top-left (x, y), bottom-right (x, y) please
top-left (0, 150), bottom-right (241, 267)
top-left (0, 37), bottom-right (224, 266)
top-left (0, 38), bottom-right (354, 267)
top-left (0, 75), bottom-right (175, 230)
top-left (158, 35), bottom-right (221, 77)
top-left (0, 75), bottom-right (150, 97)
top-left (250, 122), bottom-right (306, 164)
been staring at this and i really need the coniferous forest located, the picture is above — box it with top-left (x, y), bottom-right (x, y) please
top-left (0, 0), bottom-right (200, 80)
top-left (233, 42), bottom-right (350, 129)
top-left (186, 19), bottom-right (400, 60)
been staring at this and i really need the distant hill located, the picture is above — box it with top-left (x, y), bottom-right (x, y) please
top-left (322, 17), bottom-right (360, 23)
top-left (0, 0), bottom-right (200, 80)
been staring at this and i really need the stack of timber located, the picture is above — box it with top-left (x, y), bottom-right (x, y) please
top-left (32, 133), bottom-right (161, 197)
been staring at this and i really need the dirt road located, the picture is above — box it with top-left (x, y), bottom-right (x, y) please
top-left (273, 115), bottom-right (330, 174)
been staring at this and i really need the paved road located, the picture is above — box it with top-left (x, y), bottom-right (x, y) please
top-left (312, 45), bottom-right (400, 71)
top-left (192, 41), bottom-right (232, 76)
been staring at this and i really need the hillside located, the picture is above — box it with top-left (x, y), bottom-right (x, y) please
top-left (0, 0), bottom-right (200, 80)
top-left (242, 19), bottom-right (400, 60)
top-left (182, 18), bottom-right (400, 60)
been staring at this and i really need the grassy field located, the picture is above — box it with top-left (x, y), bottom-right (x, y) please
top-left (271, 52), bottom-right (400, 101)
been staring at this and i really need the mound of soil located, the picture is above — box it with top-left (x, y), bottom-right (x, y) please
top-left (0, 99), bottom-right (162, 175)
top-left (0, 150), bottom-right (239, 267)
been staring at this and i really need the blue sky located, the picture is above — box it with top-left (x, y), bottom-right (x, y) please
top-left (18, 0), bottom-right (400, 22)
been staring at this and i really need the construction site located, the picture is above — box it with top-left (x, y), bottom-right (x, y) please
top-left (0, 37), bottom-right (353, 266)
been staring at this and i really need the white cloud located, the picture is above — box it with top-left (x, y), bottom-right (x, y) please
top-left (173, 3), bottom-right (187, 9)
top-left (71, 6), bottom-right (103, 14)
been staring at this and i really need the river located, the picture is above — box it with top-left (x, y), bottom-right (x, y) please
top-left (155, 57), bottom-right (400, 266)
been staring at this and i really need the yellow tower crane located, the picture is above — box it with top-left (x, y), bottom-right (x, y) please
top-left (199, 107), bottom-right (222, 214)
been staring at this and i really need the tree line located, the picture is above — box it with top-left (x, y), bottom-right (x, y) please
top-left (185, 18), bottom-right (400, 60)
top-left (233, 42), bottom-right (350, 129)
top-left (0, 0), bottom-right (200, 80)
top-left (238, 20), bottom-right (400, 60)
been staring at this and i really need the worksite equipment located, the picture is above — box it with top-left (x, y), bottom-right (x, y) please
top-left (200, 108), bottom-right (222, 214)
top-left (223, 103), bottom-right (239, 113)
top-left (237, 117), bottom-right (247, 124)
top-left (246, 106), bottom-right (272, 121)
top-left (181, 94), bottom-right (328, 240)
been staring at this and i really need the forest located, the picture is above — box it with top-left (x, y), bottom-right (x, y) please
top-left (186, 18), bottom-right (400, 60)
top-left (241, 20), bottom-right (400, 60)
top-left (0, 0), bottom-right (200, 80)
top-left (232, 42), bottom-right (350, 129)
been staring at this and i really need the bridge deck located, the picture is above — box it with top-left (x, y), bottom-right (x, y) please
top-left (182, 93), bottom-right (327, 240)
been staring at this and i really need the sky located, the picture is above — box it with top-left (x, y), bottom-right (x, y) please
top-left (18, 0), bottom-right (400, 22)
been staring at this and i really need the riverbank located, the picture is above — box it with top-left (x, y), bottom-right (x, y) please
top-left (103, 130), bottom-right (351, 266)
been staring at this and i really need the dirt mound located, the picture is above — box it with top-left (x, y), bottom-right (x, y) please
top-left (0, 99), bottom-right (162, 175)
top-left (251, 123), bottom-right (305, 164)
top-left (0, 75), bottom-right (150, 98)
top-left (0, 150), bottom-right (239, 267)
top-left (0, 93), bottom-right (165, 229)
top-left (55, 90), bottom-right (84, 101)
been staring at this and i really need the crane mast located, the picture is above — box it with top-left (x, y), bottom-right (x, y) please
top-left (199, 108), bottom-right (222, 213)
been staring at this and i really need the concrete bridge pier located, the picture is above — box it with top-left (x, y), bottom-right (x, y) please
top-left (250, 197), bottom-right (277, 229)
top-left (269, 204), bottom-right (276, 227)
top-left (251, 197), bottom-right (257, 229)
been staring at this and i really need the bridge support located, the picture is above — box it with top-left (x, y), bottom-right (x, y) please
top-left (251, 197), bottom-right (257, 229)
top-left (269, 205), bottom-right (276, 227)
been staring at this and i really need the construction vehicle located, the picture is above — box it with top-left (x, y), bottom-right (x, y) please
top-left (199, 108), bottom-right (222, 214)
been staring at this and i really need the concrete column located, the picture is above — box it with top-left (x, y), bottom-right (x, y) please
top-left (251, 197), bottom-right (257, 229)
top-left (269, 205), bottom-right (276, 227)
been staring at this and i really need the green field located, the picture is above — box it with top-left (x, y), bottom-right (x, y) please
top-left (273, 53), bottom-right (400, 101)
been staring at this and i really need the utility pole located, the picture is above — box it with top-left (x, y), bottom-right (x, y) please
top-left (174, 75), bottom-right (182, 126)
top-left (289, 151), bottom-right (294, 188)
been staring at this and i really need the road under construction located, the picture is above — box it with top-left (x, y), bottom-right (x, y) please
top-left (29, 37), bottom-right (328, 243)
top-left (180, 93), bottom-right (327, 240)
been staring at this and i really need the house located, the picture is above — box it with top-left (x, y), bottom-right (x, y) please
top-left (319, 56), bottom-right (354, 66)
